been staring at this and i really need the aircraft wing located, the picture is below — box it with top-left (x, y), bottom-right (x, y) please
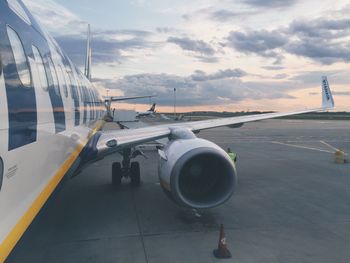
top-left (97, 76), bottom-right (334, 154)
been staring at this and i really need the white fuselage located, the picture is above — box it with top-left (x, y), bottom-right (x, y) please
top-left (0, 2), bottom-right (105, 261)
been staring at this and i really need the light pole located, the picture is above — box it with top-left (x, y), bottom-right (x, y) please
top-left (106, 89), bottom-right (111, 118)
top-left (174, 87), bottom-right (177, 119)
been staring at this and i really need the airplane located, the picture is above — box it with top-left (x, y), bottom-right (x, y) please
top-left (137, 103), bottom-right (156, 117)
top-left (0, 1), bottom-right (335, 262)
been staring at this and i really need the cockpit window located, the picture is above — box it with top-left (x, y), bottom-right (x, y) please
top-left (7, 0), bottom-right (31, 25)
top-left (6, 26), bottom-right (31, 87)
top-left (32, 46), bottom-right (49, 91)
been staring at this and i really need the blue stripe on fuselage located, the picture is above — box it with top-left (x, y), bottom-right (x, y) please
top-left (0, 4), bottom-right (37, 150)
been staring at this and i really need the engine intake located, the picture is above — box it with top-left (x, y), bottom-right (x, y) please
top-left (158, 138), bottom-right (237, 209)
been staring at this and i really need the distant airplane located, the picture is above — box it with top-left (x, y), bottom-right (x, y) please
top-left (137, 103), bottom-right (156, 117)
top-left (0, 1), bottom-right (335, 261)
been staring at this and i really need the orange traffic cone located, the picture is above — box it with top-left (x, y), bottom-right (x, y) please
top-left (213, 224), bottom-right (232, 259)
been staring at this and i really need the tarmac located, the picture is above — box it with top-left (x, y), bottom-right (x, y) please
top-left (6, 119), bottom-right (350, 263)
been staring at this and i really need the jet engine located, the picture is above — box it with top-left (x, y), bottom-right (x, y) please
top-left (158, 129), bottom-right (237, 209)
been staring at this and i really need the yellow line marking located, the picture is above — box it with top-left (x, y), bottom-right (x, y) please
top-left (319, 140), bottom-right (339, 151)
top-left (0, 121), bottom-right (104, 263)
top-left (271, 141), bottom-right (334, 154)
top-left (319, 140), bottom-right (348, 156)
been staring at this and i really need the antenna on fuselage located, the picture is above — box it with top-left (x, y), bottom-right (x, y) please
top-left (84, 24), bottom-right (92, 81)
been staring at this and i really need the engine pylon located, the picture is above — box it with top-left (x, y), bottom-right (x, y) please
top-left (213, 224), bottom-right (232, 259)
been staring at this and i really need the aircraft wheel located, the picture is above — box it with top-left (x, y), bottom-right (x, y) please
top-left (130, 162), bottom-right (141, 187)
top-left (112, 162), bottom-right (122, 186)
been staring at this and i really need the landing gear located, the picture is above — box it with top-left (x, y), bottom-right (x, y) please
top-left (111, 148), bottom-right (144, 187)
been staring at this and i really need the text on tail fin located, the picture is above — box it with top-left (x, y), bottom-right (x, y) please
top-left (321, 76), bottom-right (335, 109)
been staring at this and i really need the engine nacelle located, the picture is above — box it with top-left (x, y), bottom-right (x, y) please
top-left (158, 135), bottom-right (237, 209)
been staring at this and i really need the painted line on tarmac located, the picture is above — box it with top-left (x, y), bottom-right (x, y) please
top-left (320, 140), bottom-right (340, 151)
top-left (319, 140), bottom-right (348, 155)
top-left (271, 141), bottom-right (334, 154)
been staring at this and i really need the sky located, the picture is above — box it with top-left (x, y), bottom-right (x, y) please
top-left (22, 0), bottom-right (350, 112)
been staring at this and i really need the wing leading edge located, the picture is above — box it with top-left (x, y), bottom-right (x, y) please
top-left (97, 76), bottom-right (335, 154)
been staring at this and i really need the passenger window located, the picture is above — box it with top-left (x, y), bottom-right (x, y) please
top-left (68, 73), bottom-right (78, 100)
top-left (6, 26), bottom-right (31, 87)
top-left (7, 0), bottom-right (31, 25)
top-left (73, 78), bottom-right (80, 101)
top-left (67, 73), bottom-right (73, 97)
top-left (76, 78), bottom-right (83, 102)
top-left (82, 85), bottom-right (87, 102)
top-left (32, 46), bottom-right (49, 91)
top-left (58, 65), bottom-right (68, 98)
top-left (48, 58), bottom-right (60, 97)
top-left (63, 69), bottom-right (71, 98)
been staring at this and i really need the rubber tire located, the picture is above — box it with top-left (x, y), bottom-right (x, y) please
top-left (112, 162), bottom-right (122, 186)
top-left (130, 162), bottom-right (141, 187)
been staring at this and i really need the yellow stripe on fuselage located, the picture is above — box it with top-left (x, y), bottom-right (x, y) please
top-left (0, 121), bottom-right (104, 263)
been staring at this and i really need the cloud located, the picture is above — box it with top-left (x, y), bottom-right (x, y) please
top-left (209, 9), bottom-right (257, 22)
top-left (23, 0), bottom-right (157, 67)
top-left (182, 6), bottom-right (257, 25)
top-left (190, 69), bottom-right (247, 81)
top-left (285, 40), bottom-right (350, 65)
top-left (291, 70), bottom-right (350, 88)
top-left (285, 17), bottom-right (350, 64)
top-left (184, 1), bottom-right (295, 23)
top-left (23, 0), bottom-right (86, 34)
top-left (289, 18), bottom-right (350, 39)
top-left (54, 30), bottom-right (156, 66)
top-left (168, 37), bottom-right (215, 56)
top-left (210, 10), bottom-right (241, 22)
top-left (262, 65), bottom-right (285, 70)
top-left (93, 69), bottom-right (296, 107)
top-left (333, 91), bottom-right (350, 96)
top-left (291, 71), bottom-right (337, 84)
top-left (227, 30), bottom-right (286, 53)
top-left (156, 27), bottom-right (178, 34)
top-left (167, 36), bottom-right (219, 63)
top-left (95, 73), bottom-right (197, 106)
top-left (95, 29), bottom-right (152, 38)
top-left (226, 30), bottom-right (286, 63)
top-left (225, 11), bottom-right (350, 65)
top-left (273, 73), bottom-right (289, 79)
top-left (243, 0), bottom-right (298, 8)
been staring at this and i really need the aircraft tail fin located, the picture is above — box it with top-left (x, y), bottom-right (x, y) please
top-left (149, 103), bottom-right (156, 112)
top-left (321, 76), bottom-right (335, 109)
top-left (84, 24), bottom-right (92, 81)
